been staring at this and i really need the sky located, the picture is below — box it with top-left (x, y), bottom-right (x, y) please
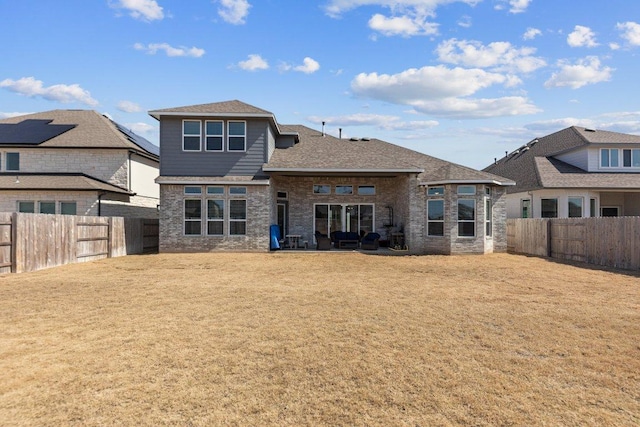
top-left (1, 0), bottom-right (639, 170)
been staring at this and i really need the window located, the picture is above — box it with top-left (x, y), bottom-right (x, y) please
top-left (458, 199), bottom-right (475, 237)
top-left (428, 186), bottom-right (444, 196)
top-left (485, 198), bottom-right (492, 237)
top-left (541, 198), bottom-right (558, 218)
top-left (277, 191), bottom-right (288, 199)
top-left (39, 201), bottom-right (55, 214)
top-left (427, 199), bottom-right (444, 236)
top-left (205, 121), bottom-right (224, 151)
top-left (228, 121), bottom-right (246, 151)
top-left (183, 120), bottom-right (201, 151)
top-left (521, 199), bottom-right (531, 218)
top-left (229, 199), bottom-right (246, 235)
top-left (18, 201), bottom-right (35, 213)
top-left (457, 185), bottom-right (476, 195)
top-left (184, 199), bottom-right (202, 235)
top-left (6, 152), bottom-right (19, 171)
top-left (358, 185), bottom-right (375, 195)
top-left (229, 186), bottom-right (247, 195)
top-left (335, 185), bottom-right (353, 195)
top-left (622, 149), bottom-right (640, 167)
top-left (60, 202), bottom-right (76, 215)
top-left (314, 203), bottom-right (375, 236)
top-left (313, 184), bottom-right (330, 194)
top-left (568, 197), bottom-right (583, 218)
top-left (207, 199), bottom-right (224, 235)
top-left (207, 186), bottom-right (224, 195)
top-left (590, 198), bottom-right (597, 217)
top-left (184, 186), bottom-right (202, 195)
top-left (600, 148), bottom-right (619, 168)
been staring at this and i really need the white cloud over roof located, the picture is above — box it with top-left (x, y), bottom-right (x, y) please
top-left (544, 56), bottom-right (613, 89)
top-left (238, 54), bottom-right (269, 71)
top-left (0, 77), bottom-right (98, 106)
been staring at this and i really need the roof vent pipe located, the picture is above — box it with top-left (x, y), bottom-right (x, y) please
top-left (505, 151), bottom-right (508, 158)
top-left (494, 157), bottom-right (497, 164)
top-left (339, 128), bottom-right (342, 139)
top-left (322, 121), bottom-right (325, 137)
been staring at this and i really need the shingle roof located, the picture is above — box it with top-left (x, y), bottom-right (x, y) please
top-left (149, 100), bottom-right (273, 118)
top-left (0, 172), bottom-right (132, 196)
top-left (0, 110), bottom-right (159, 158)
top-left (267, 125), bottom-right (514, 185)
top-left (483, 126), bottom-right (640, 193)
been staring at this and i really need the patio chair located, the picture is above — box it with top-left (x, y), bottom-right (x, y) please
top-left (360, 232), bottom-right (381, 250)
top-left (315, 231), bottom-right (331, 250)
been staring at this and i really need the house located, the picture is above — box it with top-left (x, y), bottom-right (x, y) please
top-left (483, 126), bottom-right (640, 219)
top-left (150, 100), bottom-right (514, 254)
top-left (0, 110), bottom-right (159, 218)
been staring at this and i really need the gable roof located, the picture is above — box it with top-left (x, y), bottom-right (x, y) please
top-left (266, 125), bottom-right (514, 185)
top-left (148, 100), bottom-right (273, 119)
top-left (0, 172), bottom-right (133, 199)
top-left (483, 126), bottom-right (640, 193)
top-left (0, 110), bottom-right (159, 158)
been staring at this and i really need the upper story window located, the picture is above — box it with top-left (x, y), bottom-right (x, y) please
top-left (358, 185), bottom-right (375, 195)
top-left (599, 148), bottom-right (640, 168)
top-left (205, 121), bottom-right (224, 151)
top-left (335, 185), bottom-right (353, 195)
top-left (183, 120), bottom-right (201, 151)
top-left (6, 152), bottom-right (19, 171)
top-left (623, 149), bottom-right (640, 167)
top-left (313, 184), bottom-right (330, 194)
top-left (228, 121), bottom-right (246, 151)
top-left (601, 148), bottom-right (619, 167)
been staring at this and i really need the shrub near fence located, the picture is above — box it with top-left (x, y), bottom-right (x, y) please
top-left (0, 213), bottom-right (158, 274)
top-left (507, 217), bottom-right (640, 270)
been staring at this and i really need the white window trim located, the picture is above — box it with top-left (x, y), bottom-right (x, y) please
top-left (182, 119), bottom-right (202, 152)
top-left (457, 198), bottom-right (476, 238)
top-left (205, 120), bottom-right (224, 152)
top-left (485, 197), bottom-right (492, 238)
top-left (568, 196), bottom-right (584, 218)
top-left (427, 199), bottom-right (445, 237)
top-left (229, 198), bottom-right (247, 236)
top-left (183, 198), bottom-right (203, 236)
top-left (312, 203), bottom-right (376, 236)
top-left (428, 186), bottom-right (445, 196)
top-left (59, 201), bottom-right (77, 215)
top-left (17, 200), bottom-right (35, 213)
top-left (540, 198), bottom-right (558, 218)
top-left (206, 198), bottom-right (225, 236)
top-left (39, 200), bottom-right (56, 214)
top-left (5, 152), bottom-right (20, 171)
top-left (457, 185), bottom-right (476, 195)
top-left (227, 120), bottom-right (247, 152)
top-left (521, 199), bottom-right (531, 218)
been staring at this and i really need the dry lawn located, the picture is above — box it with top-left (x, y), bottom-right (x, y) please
top-left (0, 252), bottom-right (639, 426)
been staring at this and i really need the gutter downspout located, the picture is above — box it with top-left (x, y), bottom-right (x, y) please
top-left (98, 192), bottom-right (103, 216)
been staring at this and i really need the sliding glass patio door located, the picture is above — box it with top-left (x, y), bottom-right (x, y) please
top-left (314, 204), bottom-right (374, 236)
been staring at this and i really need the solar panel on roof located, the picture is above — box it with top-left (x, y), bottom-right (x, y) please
top-left (0, 119), bottom-right (76, 145)
top-left (112, 121), bottom-right (159, 156)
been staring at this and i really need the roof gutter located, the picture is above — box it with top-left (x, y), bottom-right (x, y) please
top-left (419, 179), bottom-right (516, 186)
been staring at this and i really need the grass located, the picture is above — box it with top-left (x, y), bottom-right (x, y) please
top-left (0, 252), bottom-right (638, 426)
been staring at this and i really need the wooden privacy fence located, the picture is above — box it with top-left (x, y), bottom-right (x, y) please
top-left (507, 217), bottom-right (640, 270)
top-left (0, 213), bottom-right (159, 274)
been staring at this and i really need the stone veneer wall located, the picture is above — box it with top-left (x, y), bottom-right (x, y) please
top-left (101, 195), bottom-right (159, 219)
top-left (0, 191), bottom-right (99, 216)
top-left (18, 148), bottom-right (129, 188)
top-left (159, 184), bottom-right (272, 252)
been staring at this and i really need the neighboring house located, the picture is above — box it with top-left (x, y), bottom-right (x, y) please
top-left (0, 110), bottom-right (159, 218)
top-left (483, 126), bottom-right (640, 219)
top-left (150, 100), bottom-right (514, 254)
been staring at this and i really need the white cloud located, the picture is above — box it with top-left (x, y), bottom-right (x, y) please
top-left (523, 27), bottom-right (541, 40)
top-left (567, 25), bottom-right (599, 48)
top-left (309, 113), bottom-right (438, 130)
top-left (110, 0), bottom-right (164, 21)
top-left (350, 65), bottom-right (539, 118)
top-left (218, 0), bottom-right (251, 25)
top-left (293, 57), bottom-right (320, 74)
top-left (0, 76), bottom-right (98, 106)
top-left (0, 112), bottom-right (31, 119)
top-left (436, 38), bottom-right (546, 74)
top-left (525, 117), bottom-right (597, 132)
top-left (324, 0), bottom-right (480, 18)
top-left (609, 42), bottom-right (620, 50)
top-left (457, 15), bottom-right (472, 28)
top-left (616, 21), bottom-right (640, 46)
top-left (544, 56), bottom-right (613, 89)
top-left (126, 122), bottom-right (157, 136)
top-left (368, 13), bottom-right (438, 37)
top-left (117, 100), bottom-right (142, 113)
top-left (507, 0), bottom-right (531, 13)
top-left (238, 54), bottom-right (269, 71)
top-left (134, 42), bottom-right (205, 57)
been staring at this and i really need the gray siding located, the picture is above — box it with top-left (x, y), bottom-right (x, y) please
top-left (160, 117), bottom-right (269, 178)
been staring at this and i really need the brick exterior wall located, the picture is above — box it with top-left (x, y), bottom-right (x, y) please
top-left (0, 191), bottom-right (99, 215)
top-left (159, 184), bottom-right (272, 252)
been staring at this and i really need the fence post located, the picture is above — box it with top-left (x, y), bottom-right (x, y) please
top-left (108, 216), bottom-right (113, 258)
top-left (10, 212), bottom-right (17, 273)
top-left (546, 219), bottom-right (552, 257)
